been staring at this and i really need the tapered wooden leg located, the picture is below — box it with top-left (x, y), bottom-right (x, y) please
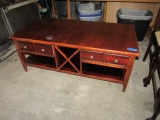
top-left (14, 41), bottom-right (28, 72)
top-left (123, 56), bottom-right (135, 92)
top-left (19, 52), bottom-right (28, 72)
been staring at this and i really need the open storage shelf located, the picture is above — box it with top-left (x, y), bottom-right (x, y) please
top-left (82, 63), bottom-right (125, 82)
top-left (55, 46), bottom-right (80, 73)
top-left (25, 54), bottom-right (56, 69)
top-left (58, 47), bottom-right (77, 57)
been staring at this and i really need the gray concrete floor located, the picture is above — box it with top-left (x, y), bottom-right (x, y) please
top-left (0, 39), bottom-right (159, 120)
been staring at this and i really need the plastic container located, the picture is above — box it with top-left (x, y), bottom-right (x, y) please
top-left (79, 15), bottom-right (102, 22)
top-left (77, 3), bottom-right (102, 16)
top-left (117, 8), bottom-right (153, 41)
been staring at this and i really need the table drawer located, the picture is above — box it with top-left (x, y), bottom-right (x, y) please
top-left (81, 50), bottom-right (103, 62)
top-left (18, 41), bottom-right (35, 51)
top-left (35, 44), bottom-right (53, 55)
top-left (105, 53), bottom-right (129, 65)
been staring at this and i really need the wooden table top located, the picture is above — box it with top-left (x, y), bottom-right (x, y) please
top-left (10, 18), bottom-right (140, 57)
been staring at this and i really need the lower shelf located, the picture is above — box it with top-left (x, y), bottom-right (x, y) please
top-left (25, 54), bottom-right (56, 69)
top-left (82, 63), bottom-right (125, 83)
top-left (24, 54), bottom-right (125, 83)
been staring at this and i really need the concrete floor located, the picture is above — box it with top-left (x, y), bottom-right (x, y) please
top-left (0, 39), bottom-right (159, 120)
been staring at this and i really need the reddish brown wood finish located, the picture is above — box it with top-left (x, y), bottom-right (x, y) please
top-left (35, 44), bottom-right (53, 55)
top-left (105, 53), bottom-right (129, 65)
top-left (18, 41), bottom-right (35, 52)
top-left (81, 50), bottom-right (103, 62)
top-left (10, 18), bottom-right (140, 92)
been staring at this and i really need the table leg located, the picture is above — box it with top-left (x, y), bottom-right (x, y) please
top-left (123, 56), bottom-right (135, 92)
top-left (14, 41), bottom-right (28, 72)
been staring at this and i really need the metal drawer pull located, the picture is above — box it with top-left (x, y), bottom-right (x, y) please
top-left (90, 55), bottom-right (94, 59)
top-left (114, 59), bottom-right (118, 63)
top-left (41, 48), bottom-right (45, 52)
top-left (23, 46), bottom-right (27, 49)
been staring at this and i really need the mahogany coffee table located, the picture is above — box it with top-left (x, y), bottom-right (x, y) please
top-left (10, 18), bottom-right (140, 92)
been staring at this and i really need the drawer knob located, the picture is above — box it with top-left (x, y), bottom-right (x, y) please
top-left (41, 48), bottom-right (45, 52)
top-left (23, 46), bottom-right (27, 49)
top-left (90, 55), bottom-right (94, 59)
top-left (114, 59), bottom-right (118, 64)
